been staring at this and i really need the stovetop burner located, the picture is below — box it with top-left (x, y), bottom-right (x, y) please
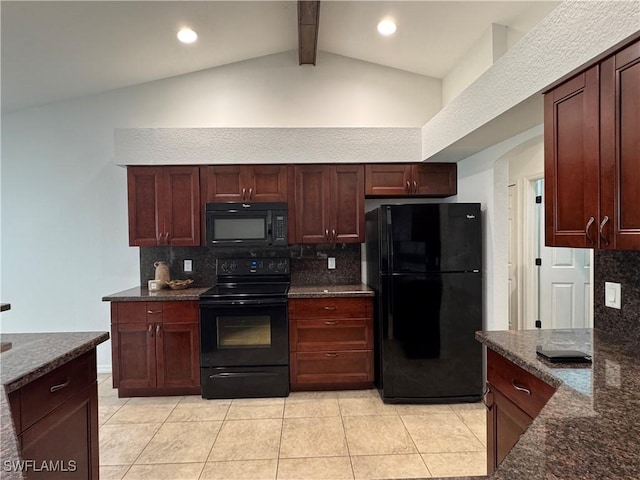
top-left (199, 257), bottom-right (291, 302)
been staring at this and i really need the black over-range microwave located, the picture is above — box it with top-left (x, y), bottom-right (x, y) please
top-left (205, 202), bottom-right (288, 247)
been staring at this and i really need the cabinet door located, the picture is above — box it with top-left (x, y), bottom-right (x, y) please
top-left (600, 40), bottom-right (640, 250)
top-left (294, 165), bottom-right (331, 243)
top-left (412, 163), bottom-right (457, 197)
top-left (365, 164), bottom-right (412, 196)
top-left (249, 165), bottom-right (288, 202)
top-left (156, 302), bottom-right (200, 388)
top-left (127, 167), bottom-right (161, 246)
top-left (156, 322), bottom-right (200, 389)
top-left (486, 384), bottom-right (533, 475)
top-left (332, 165), bottom-right (365, 243)
top-left (544, 67), bottom-right (600, 248)
top-left (163, 166), bottom-right (200, 246)
top-left (20, 384), bottom-right (99, 479)
top-left (111, 302), bottom-right (156, 389)
top-left (201, 165), bottom-right (245, 202)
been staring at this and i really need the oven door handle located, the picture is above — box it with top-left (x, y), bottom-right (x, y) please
top-left (209, 372), bottom-right (280, 379)
top-left (200, 298), bottom-right (287, 307)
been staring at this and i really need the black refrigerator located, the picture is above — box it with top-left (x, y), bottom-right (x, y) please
top-left (366, 203), bottom-right (483, 403)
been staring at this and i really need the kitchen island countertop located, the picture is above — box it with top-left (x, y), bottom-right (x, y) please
top-left (288, 284), bottom-right (374, 298)
top-left (0, 331), bottom-right (109, 480)
top-left (476, 328), bottom-right (640, 479)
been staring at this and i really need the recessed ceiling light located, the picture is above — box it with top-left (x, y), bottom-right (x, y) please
top-left (377, 19), bottom-right (397, 36)
top-left (177, 27), bottom-right (198, 44)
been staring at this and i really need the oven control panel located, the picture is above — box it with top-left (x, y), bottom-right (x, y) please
top-left (217, 258), bottom-right (290, 275)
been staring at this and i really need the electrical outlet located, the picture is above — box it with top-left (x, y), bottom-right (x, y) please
top-left (605, 282), bottom-right (621, 309)
top-left (328, 257), bottom-right (336, 270)
top-left (184, 259), bottom-right (193, 273)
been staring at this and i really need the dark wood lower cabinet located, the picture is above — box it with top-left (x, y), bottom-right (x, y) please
top-left (8, 350), bottom-right (99, 479)
top-left (110, 301), bottom-right (200, 397)
top-left (485, 349), bottom-right (556, 475)
top-left (289, 297), bottom-right (374, 390)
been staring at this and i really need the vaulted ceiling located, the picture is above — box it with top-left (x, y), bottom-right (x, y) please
top-left (1, 1), bottom-right (559, 113)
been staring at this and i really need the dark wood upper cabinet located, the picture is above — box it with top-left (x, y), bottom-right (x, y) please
top-left (201, 165), bottom-right (288, 203)
top-left (600, 39), bottom-right (640, 250)
top-left (294, 164), bottom-right (364, 244)
top-left (545, 38), bottom-right (640, 250)
top-left (127, 166), bottom-right (200, 247)
top-left (365, 163), bottom-right (457, 197)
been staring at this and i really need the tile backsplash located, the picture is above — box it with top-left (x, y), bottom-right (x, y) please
top-left (140, 244), bottom-right (362, 287)
top-left (594, 249), bottom-right (640, 342)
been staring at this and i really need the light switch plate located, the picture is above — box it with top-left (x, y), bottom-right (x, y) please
top-left (184, 259), bottom-right (193, 273)
top-left (605, 282), bottom-right (621, 309)
top-left (328, 257), bottom-right (336, 270)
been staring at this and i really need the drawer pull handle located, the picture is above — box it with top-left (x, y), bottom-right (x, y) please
top-left (324, 306), bottom-right (337, 311)
top-left (325, 353), bottom-right (339, 357)
top-left (50, 379), bottom-right (70, 393)
top-left (147, 310), bottom-right (161, 314)
top-left (324, 321), bottom-right (338, 325)
top-left (512, 381), bottom-right (531, 395)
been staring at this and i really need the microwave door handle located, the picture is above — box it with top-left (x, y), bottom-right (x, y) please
top-left (266, 210), bottom-right (273, 244)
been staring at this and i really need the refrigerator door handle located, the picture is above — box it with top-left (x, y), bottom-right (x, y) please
top-left (386, 276), bottom-right (394, 340)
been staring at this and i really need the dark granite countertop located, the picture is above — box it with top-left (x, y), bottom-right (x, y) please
top-left (288, 284), bottom-right (374, 298)
top-left (102, 286), bottom-right (210, 302)
top-left (0, 331), bottom-right (109, 480)
top-left (476, 328), bottom-right (640, 479)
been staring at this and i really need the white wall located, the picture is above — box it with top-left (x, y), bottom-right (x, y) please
top-left (0, 50), bottom-right (440, 372)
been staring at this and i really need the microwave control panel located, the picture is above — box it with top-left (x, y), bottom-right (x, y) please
top-left (273, 214), bottom-right (287, 243)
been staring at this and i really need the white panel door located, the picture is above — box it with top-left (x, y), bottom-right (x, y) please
top-left (539, 240), bottom-right (591, 329)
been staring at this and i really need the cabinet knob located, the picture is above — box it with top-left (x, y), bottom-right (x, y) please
top-left (585, 217), bottom-right (596, 245)
top-left (50, 378), bottom-right (71, 393)
top-left (511, 381), bottom-right (531, 395)
top-left (599, 216), bottom-right (610, 246)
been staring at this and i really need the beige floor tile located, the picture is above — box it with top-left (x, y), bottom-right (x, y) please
top-left (422, 451), bottom-right (487, 477)
top-left (393, 404), bottom-right (454, 415)
top-left (136, 421), bottom-right (222, 464)
top-left (226, 403), bottom-right (284, 420)
top-left (126, 396), bottom-right (181, 406)
top-left (280, 417), bottom-right (348, 458)
top-left (455, 409), bottom-right (487, 446)
top-left (231, 397), bottom-right (286, 406)
top-left (106, 404), bottom-right (175, 424)
top-left (343, 416), bottom-right (417, 455)
top-left (200, 460), bottom-right (278, 480)
top-left (401, 413), bottom-right (485, 453)
top-left (284, 398), bottom-right (341, 418)
top-left (98, 373), bottom-right (112, 384)
top-left (99, 395), bottom-right (131, 407)
top-left (208, 419), bottom-right (283, 461)
top-left (99, 423), bottom-right (161, 465)
top-left (338, 396), bottom-right (398, 417)
top-left (179, 395), bottom-right (232, 406)
top-left (335, 389), bottom-right (378, 399)
top-left (449, 401), bottom-right (486, 411)
top-left (277, 456), bottom-right (354, 480)
top-left (100, 465), bottom-right (130, 480)
top-left (122, 463), bottom-right (204, 480)
top-left (166, 402), bottom-right (230, 422)
top-left (99, 405), bottom-right (124, 425)
top-left (351, 454), bottom-right (431, 480)
top-left (286, 391), bottom-right (339, 403)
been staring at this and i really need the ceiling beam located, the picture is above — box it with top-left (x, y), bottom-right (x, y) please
top-left (298, 1), bottom-right (320, 65)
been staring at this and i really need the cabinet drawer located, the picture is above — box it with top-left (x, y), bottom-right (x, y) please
top-left (292, 351), bottom-right (373, 384)
top-left (162, 301), bottom-right (199, 323)
top-left (111, 302), bottom-right (150, 324)
top-left (290, 298), bottom-right (371, 320)
top-left (18, 350), bottom-right (96, 432)
top-left (487, 349), bottom-right (555, 418)
top-left (291, 319), bottom-right (372, 352)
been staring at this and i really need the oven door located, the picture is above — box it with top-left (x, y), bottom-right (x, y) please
top-left (200, 298), bottom-right (288, 367)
